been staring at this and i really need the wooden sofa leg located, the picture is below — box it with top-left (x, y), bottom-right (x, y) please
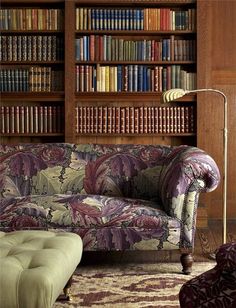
top-left (63, 276), bottom-right (73, 301)
top-left (180, 253), bottom-right (193, 275)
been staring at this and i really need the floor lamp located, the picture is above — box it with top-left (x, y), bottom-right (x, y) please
top-left (162, 88), bottom-right (228, 244)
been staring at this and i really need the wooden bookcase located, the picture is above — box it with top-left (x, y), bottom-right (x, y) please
top-left (0, 0), bottom-right (65, 144)
top-left (72, 0), bottom-right (197, 146)
top-left (1, 0), bottom-right (197, 147)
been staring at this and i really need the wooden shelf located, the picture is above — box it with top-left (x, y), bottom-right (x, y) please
top-left (75, 133), bottom-right (196, 137)
top-left (75, 30), bottom-right (196, 35)
top-left (0, 30), bottom-right (64, 33)
top-left (0, 133), bottom-right (64, 136)
top-left (75, 92), bottom-right (196, 101)
top-left (74, 0), bottom-right (196, 7)
top-left (1, 0), bottom-right (64, 4)
top-left (1, 61), bottom-right (64, 65)
top-left (1, 92), bottom-right (65, 101)
top-left (75, 61), bottom-right (196, 65)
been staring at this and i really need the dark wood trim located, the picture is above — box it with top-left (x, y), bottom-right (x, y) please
top-left (64, 0), bottom-right (76, 143)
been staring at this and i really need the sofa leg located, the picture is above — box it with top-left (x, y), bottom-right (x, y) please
top-left (180, 253), bottom-right (193, 275)
top-left (63, 276), bottom-right (73, 301)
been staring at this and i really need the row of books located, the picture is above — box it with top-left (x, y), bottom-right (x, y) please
top-left (75, 65), bottom-right (196, 92)
top-left (76, 8), bottom-right (196, 31)
top-left (0, 106), bottom-right (63, 134)
top-left (75, 106), bottom-right (195, 134)
top-left (75, 35), bottom-right (196, 62)
top-left (0, 68), bottom-right (64, 92)
top-left (0, 35), bottom-right (64, 62)
top-left (0, 9), bottom-right (63, 30)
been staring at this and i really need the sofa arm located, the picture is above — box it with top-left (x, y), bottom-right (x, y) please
top-left (159, 146), bottom-right (220, 248)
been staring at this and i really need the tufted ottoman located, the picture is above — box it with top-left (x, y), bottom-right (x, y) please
top-left (0, 230), bottom-right (83, 308)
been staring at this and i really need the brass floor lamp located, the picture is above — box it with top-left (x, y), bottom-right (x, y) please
top-left (162, 88), bottom-right (228, 244)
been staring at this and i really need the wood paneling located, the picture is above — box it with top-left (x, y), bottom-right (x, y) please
top-left (197, 0), bottom-right (236, 219)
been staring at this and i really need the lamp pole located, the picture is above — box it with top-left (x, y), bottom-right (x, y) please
top-left (163, 88), bottom-right (228, 244)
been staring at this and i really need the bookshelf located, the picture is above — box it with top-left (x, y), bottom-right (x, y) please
top-left (0, 0), bottom-right (65, 143)
top-left (1, 0), bottom-right (197, 146)
top-left (72, 0), bottom-right (197, 145)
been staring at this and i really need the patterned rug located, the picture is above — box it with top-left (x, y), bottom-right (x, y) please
top-left (54, 262), bottom-right (215, 308)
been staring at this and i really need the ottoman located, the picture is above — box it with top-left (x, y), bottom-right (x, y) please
top-left (0, 230), bottom-right (83, 308)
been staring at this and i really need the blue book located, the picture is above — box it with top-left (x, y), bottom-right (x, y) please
top-left (93, 66), bottom-right (97, 91)
top-left (118, 9), bottom-right (122, 30)
top-left (126, 10), bottom-right (130, 30)
top-left (103, 9), bottom-right (107, 30)
top-left (114, 10), bottom-right (118, 30)
top-left (140, 9), bottom-right (144, 30)
top-left (162, 39), bottom-right (167, 61)
top-left (111, 10), bottom-right (114, 30)
top-left (107, 9), bottom-right (111, 30)
top-left (75, 38), bottom-right (80, 60)
top-left (143, 66), bottom-right (147, 91)
top-left (146, 67), bottom-right (151, 91)
top-left (130, 10), bottom-right (133, 30)
top-left (95, 9), bottom-right (100, 30)
top-left (83, 36), bottom-right (87, 61)
top-left (138, 65), bottom-right (143, 91)
top-left (134, 65), bottom-right (138, 91)
top-left (122, 9), bottom-right (126, 30)
top-left (91, 9), bottom-right (95, 30)
top-left (117, 65), bottom-right (123, 92)
top-left (133, 9), bottom-right (137, 30)
top-left (136, 9), bottom-right (140, 30)
top-left (100, 9), bottom-right (103, 30)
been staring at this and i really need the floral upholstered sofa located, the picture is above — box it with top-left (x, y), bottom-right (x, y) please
top-left (0, 143), bottom-right (220, 273)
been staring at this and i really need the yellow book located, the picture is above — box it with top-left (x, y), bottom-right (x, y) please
top-left (105, 66), bottom-right (110, 92)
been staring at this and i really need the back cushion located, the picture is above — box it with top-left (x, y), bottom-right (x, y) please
top-left (0, 143), bottom-right (171, 200)
top-left (0, 144), bottom-right (77, 197)
top-left (75, 144), bottom-right (170, 201)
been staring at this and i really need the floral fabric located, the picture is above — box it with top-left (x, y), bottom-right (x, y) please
top-left (0, 194), bottom-right (180, 250)
top-left (179, 242), bottom-right (236, 308)
top-left (0, 143), bottom-right (220, 251)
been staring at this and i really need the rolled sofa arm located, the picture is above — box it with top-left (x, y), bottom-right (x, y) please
top-left (159, 146), bottom-right (220, 248)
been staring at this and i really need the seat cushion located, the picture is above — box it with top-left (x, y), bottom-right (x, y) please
top-left (0, 230), bottom-right (83, 308)
top-left (0, 194), bottom-right (181, 251)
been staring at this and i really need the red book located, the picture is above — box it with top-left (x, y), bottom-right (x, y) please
top-left (115, 107), bottom-right (120, 134)
top-left (134, 107), bottom-right (139, 134)
top-left (10, 106), bottom-right (15, 133)
top-left (107, 107), bottom-right (112, 134)
top-left (20, 106), bottom-right (25, 134)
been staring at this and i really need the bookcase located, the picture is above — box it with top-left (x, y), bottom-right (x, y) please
top-left (1, 0), bottom-right (197, 147)
top-left (72, 0), bottom-right (197, 146)
top-left (0, 0), bottom-right (65, 144)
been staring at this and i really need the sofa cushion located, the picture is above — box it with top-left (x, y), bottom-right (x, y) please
top-left (0, 143), bottom-right (171, 201)
top-left (0, 194), bottom-right (181, 251)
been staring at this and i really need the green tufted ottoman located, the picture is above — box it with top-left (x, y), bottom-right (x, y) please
top-left (0, 230), bottom-right (83, 308)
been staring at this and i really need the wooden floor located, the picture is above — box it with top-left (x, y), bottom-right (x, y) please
top-left (81, 220), bottom-right (236, 265)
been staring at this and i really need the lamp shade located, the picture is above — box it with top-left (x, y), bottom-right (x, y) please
top-left (162, 88), bottom-right (187, 103)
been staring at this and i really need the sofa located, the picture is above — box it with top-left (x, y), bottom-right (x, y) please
top-left (0, 143), bottom-right (220, 273)
top-left (179, 242), bottom-right (236, 307)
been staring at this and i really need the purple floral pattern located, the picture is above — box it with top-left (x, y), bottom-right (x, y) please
top-left (0, 143), bottom-right (220, 251)
top-left (179, 242), bottom-right (236, 307)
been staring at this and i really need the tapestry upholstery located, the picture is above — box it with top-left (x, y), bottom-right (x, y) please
top-left (0, 143), bottom-right (220, 252)
top-left (179, 242), bottom-right (236, 307)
